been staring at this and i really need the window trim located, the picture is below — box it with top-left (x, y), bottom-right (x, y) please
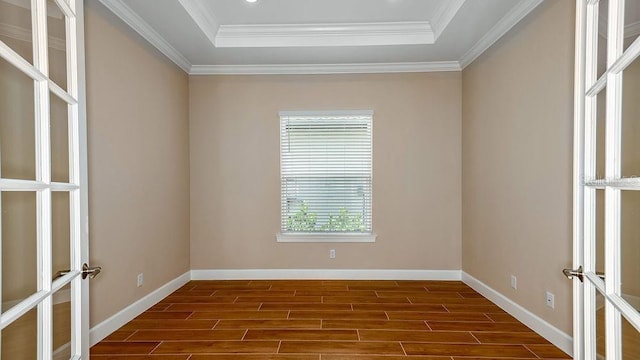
top-left (276, 232), bottom-right (377, 243)
top-left (278, 110), bottom-right (375, 243)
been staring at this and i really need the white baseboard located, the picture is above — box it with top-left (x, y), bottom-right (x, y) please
top-left (190, 269), bottom-right (462, 281)
top-left (89, 271), bottom-right (191, 346)
top-left (462, 271), bottom-right (573, 356)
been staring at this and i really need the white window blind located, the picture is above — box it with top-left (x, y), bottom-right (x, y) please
top-left (280, 111), bottom-right (373, 234)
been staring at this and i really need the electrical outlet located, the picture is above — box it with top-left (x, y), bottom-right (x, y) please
top-left (510, 275), bottom-right (517, 290)
top-left (137, 273), bottom-right (144, 287)
top-left (329, 249), bottom-right (336, 259)
top-left (546, 291), bottom-right (555, 308)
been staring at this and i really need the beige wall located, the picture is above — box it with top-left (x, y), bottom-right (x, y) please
top-left (85, 0), bottom-right (190, 326)
top-left (189, 73), bottom-right (462, 270)
top-left (462, 0), bottom-right (575, 334)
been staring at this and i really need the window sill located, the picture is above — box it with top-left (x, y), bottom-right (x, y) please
top-left (276, 232), bottom-right (377, 243)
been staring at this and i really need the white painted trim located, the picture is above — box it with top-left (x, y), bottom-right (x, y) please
top-left (430, 0), bottom-right (466, 39)
top-left (215, 22), bottom-right (435, 48)
top-left (277, 233), bottom-right (376, 243)
top-left (459, 0), bottom-right (544, 69)
top-left (97, 0), bottom-right (191, 72)
top-left (280, 110), bottom-right (374, 117)
top-left (462, 272), bottom-right (573, 356)
top-left (177, 0), bottom-right (219, 46)
top-left (88, 271), bottom-right (190, 346)
top-left (191, 269), bottom-right (461, 281)
top-left (0, 23), bottom-right (65, 51)
top-left (189, 61), bottom-right (461, 75)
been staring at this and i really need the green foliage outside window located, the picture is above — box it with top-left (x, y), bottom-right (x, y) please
top-left (286, 202), bottom-right (365, 232)
top-left (286, 202), bottom-right (317, 231)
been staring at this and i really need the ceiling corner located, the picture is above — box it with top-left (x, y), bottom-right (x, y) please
top-left (177, 0), bottom-right (219, 46)
top-left (431, 0), bottom-right (467, 40)
top-left (97, 0), bottom-right (191, 72)
top-left (458, 0), bottom-right (544, 69)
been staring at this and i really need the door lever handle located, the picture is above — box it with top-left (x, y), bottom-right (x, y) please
top-left (54, 263), bottom-right (102, 280)
top-left (81, 263), bottom-right (102, 279)
top-left (563, 266), bottom-right (605, 283)
top-left (563, 266), bottom-right (584, 282)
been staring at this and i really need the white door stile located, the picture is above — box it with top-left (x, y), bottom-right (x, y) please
top-left (33, 0), bottom-right (54, 357)
top-left (72, 0), bottom-right (90, 356)
top-left (573, 1), bottom-right (587, 358)
top-left (604, 0), bottom-right (623, 359)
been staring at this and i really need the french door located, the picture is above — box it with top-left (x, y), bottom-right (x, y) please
top-left (0, 0), bottom-right (91, 358)
top-left (572, 0), bottom-right (640, 358)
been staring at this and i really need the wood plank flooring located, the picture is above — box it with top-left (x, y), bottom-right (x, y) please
top-left (91, 280), bottom-right (572, 359)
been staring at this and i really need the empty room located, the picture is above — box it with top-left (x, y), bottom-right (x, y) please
top-left (1, 0), bottom-right (639, 358)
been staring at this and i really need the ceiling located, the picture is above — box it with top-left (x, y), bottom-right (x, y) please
top-left (97, 0), bottom-right (545, 74)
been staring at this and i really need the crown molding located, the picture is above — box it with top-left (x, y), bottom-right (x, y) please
top-left (0, 23), bottom-right (65, 51)
top-left (430, 0), bottom-right (466, 39)
top-left (215, 22), bottom-right (435, 48)
top-left (97, 0), bottom-right (191, 72)
top-left (177, 0), bottom-right (219, 46)
top-left (189, 61), bottom-right (461, 75)
top-left (459, 0), bottom-right (544, 69)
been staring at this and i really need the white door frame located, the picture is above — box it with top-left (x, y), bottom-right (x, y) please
top-left (573, 0), bottom-right (640, 359)
top-left (0, 0), bottom-right (90, 358)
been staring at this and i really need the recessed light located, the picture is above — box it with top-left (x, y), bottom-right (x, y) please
top-left (246, 0), bottom-right (257, 3)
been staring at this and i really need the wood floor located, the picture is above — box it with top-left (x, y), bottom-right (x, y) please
top-left (91, 280), bottom-right (572, 359)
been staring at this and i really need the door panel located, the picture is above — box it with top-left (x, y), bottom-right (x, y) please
top-left (0, 0), bottom-right (89, 358)
top-left (621, 55), bottom-right (640, 178)
top-left (1, 191), bottom-right (38, 311)
top-left (574, 0), bottom-right (640, 358)
top-left (0, 0), bottom-right (33, 64)
top-left (1, 308), bottom-right (38, 359)
top-left (0, 57), bottom-right (36, 181)
top-left (46, 0), bottom-right (68, 91)
top-left (50, 92), bottom-right (70, 184)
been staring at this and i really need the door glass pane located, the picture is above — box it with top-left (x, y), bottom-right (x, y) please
top-left (1, 308), bottom-right (37, 359)
top-left (623, 0), bottom-right (639, 51)
top-left (53, 284), bottom-right (72, 359)
top-left (1, 191), bottom-right (37, 311)
top-left (622, 316), bottom-right (640, 359)
top-left (47, 0), bottom-right (67, 90)
top-left (51, 92), bottom-right (69, 183)
top-left (598, 0), bottom-right (609, 79)
top-left (596, 301), bottom-right (606, 358)
top-left (621, 56), bottom-right (640, 178)
top-left (595, 87), bottom-right (607, 179)
top-left (596, 189), bottom-right (605, 275)
top-left (621, 190), bottom-right (640, 307)
top-left (52, 191), bottom-right (70, 277)
top-left (0, 0), bottom-right (33, 63)
top-left (0, 57), bottom-right (36, 180)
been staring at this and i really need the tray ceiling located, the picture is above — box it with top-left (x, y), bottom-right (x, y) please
top-left (96, 0), bottom-right (545, 74)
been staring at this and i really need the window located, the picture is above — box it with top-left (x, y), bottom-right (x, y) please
top-left (278, 110), bottom-right (375, 242)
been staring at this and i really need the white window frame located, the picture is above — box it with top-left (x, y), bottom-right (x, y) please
top-left (277, 110), bottom-right (376, 243)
